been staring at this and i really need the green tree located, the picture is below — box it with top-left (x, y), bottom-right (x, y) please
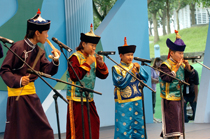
top-left (148, 12), bottom-right (153, 36)
top-left (164, 0), bottom-right (179, 34)
top-left (166, 0), bottom-right (178, 34)
top-left (158, 5), bottom-right (167, 35)
top-left (195, 0), bottom-right (210, 17)
top-left (173, 0), bottom-right (188, 30)
top-left (190, 1), bottom-right (196, 26)
top-left (181, 0), bottom-right (197, 26)
top-left (92, 0), bottom-right (117, 30)
top-left (166, 0), bottom-right (171, 34)
top-left (148, 0), bottom-right (152, 5)
top-left (196, 0), bottom-right (210, 7)
top-left (148, 0), bottom-right (165, 43)
top-left (176, 0), bottom-right (205, 26)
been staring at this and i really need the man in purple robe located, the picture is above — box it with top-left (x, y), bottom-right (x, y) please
top-left (0, 9), bottom-right (60, 139)
top-left (159, 30), bottom-right (194, 139)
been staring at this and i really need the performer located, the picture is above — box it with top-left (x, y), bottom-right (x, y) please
top-left (0, 43), bottom-right (3, 58)
top-left (112, 37), bottom-right (149, 139)
top-left (151, 57), bottom-right (162, 123)
top-left (183, 68), bottom-right (199, 123)
top-left (159, 30), bottom-right (194, 139)
top-left (66, 24), bottom-right (109, 139)
top-left (0, 9), bottom-right (60, 139)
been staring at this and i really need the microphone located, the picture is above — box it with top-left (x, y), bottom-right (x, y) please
top-left (134, 57), bottom-right (151, 63)
top-left (27, 69), bottom-right (51, 78)
top-left (52, 37), bottom-right (72, 52)
top-left (97, 51), bottom-right (115, 55)
top-left (183, 55), bottom-right (201, 60)
top-left (0, 36), bottom-right (14, 44)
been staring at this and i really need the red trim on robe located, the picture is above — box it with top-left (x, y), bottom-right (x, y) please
top-left (68, 55), bottom-right (108, 82)
top-left (66, 101), bottom-right (100, 139)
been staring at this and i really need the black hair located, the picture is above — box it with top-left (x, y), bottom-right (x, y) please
top-left (76, 41), bottom-right (86, 51)
top-left (153, 57), bottom-right (163, 68)
top-left (24, 30), bottom-right (43, 39)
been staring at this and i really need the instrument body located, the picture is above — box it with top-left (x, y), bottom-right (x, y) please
top-left (46, 39), bottom-right (60, 60)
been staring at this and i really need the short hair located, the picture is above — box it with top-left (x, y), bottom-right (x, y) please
top-left (24, 30), bottom-right (43, 39)
top-left (169, 49), bottom-right (176, 53)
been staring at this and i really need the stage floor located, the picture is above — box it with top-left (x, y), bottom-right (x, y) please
top-left (99, 123), bottom-right (210, 139)
top-left (0, 123), bottom-right (209, 139)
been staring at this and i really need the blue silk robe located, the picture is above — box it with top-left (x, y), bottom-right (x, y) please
top-left (112, 62), bottom-right (149, 139)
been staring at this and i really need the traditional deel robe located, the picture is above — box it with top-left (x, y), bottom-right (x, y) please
top-left (112, 61), bottom-right (149, 139)
top-left (66, 51), bottom-right (108, 139)
top-left (0, 39), bottom-right (58, 139)
top-left (160, 58), bottom-right (185, 100)
top-left (159, 58), bottom-right (186, 138)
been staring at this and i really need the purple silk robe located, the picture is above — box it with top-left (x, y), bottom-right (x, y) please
top-left (0, 39), bottom-right (58, 139)
top-left (160, 61), bottom-right (194, 138)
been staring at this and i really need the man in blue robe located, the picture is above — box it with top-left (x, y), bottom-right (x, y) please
top-left (112, 37), bottom-right (149, 139)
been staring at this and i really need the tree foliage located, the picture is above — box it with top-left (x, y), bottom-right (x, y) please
top-left (148, 0), bottom-right (165, 14)
top-left (158, 6), bottom-right (167, 35)
top-left (93, 0), bottom-right (117, 30)
top-left (148, 0), bottom-right (166, 42)
top-left (195, 0), bottom-right (210, 7)
top-left (173, 0), bottom-right (188, 30)
top-left (93, 0), bottom-right (210, 34)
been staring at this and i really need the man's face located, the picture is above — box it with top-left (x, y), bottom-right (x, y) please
top-left (120, 53), bottom-right (134, 64)
top-left (37, 30), bottom-right (48, 44)
top-left (82, 42), bottom-right (97, 55)
top-left (170, 51), bottom-right (184, 62)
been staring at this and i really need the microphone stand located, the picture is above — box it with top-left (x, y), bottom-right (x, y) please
top-left (30, 72), bottom-right (102, 95)
top-left (2, 42), bottom-right (68, 139)
top-left (139, 61), bottom-right (190, 139)
top-left (104, 55), bottom-right (156, 139)
top-left (59, 47), bottom-right (96, 139)
top-left (195, 60), bottom-right (210, 70)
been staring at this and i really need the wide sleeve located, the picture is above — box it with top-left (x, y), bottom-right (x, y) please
top-left (68, 55), bottom-right (89, 82)
top-left (112, 66), bottom-right (133, 89)
top-left (39, 50), bottom-right (59, 76)
top-left (96, 61), bottom-right (109, 79)
top-left (0, 45), bottom-right (22, 88)
top-left (138, 66), bottom-right (149, 83)
top-left (185, 65), bottom-right (198, 84)
top-left (159, 64), bottom-right (175, 83)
